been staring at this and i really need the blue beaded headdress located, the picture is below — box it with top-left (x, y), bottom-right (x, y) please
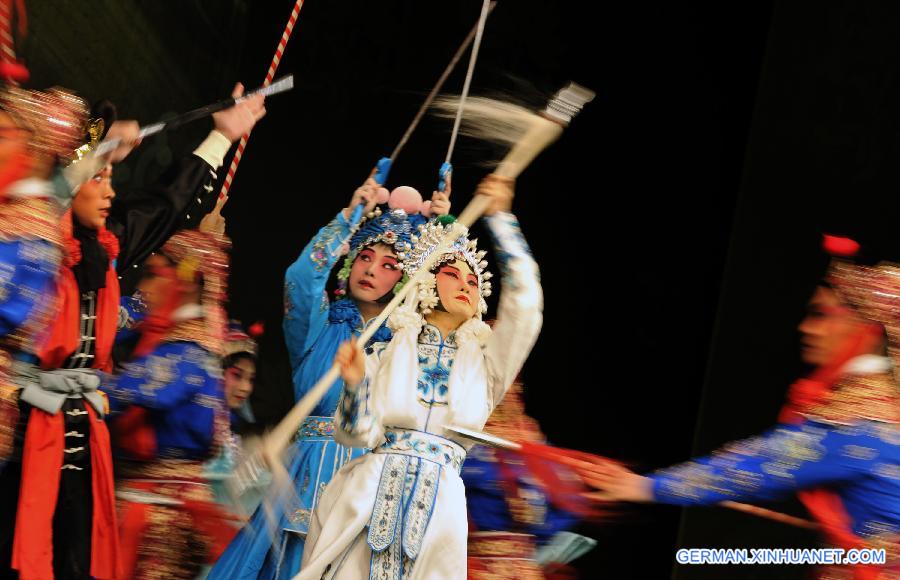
top-left (348, 207), bottom-right (428, 257)
top-left (335, 205), bottom-right (430, 298)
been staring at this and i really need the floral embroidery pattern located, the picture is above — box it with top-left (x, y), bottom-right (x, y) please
top-left (295, 416), bottom-right (335, 440)
top-left (381, 429), bottom-right (465, 473)
top-left (416, 324), bottom-right (456, 409)
top-left (368, 454), bottom-right (408, 552)
top-left (309, 218), bottom-right (344, 272)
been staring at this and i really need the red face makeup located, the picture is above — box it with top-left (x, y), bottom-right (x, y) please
top-left (348, 243), bottom-right (404, 303)
top-left (435, 259), bottom-right (478, 320)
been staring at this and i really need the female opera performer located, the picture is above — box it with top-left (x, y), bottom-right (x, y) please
top-left (209, 175), bottom-right (450, 579)
top-left (297, 175), bottom-right (542, 579)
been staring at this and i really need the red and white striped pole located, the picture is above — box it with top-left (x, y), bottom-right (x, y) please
top-left (0, 1), bottom-right (17, 65)
top-left (218, 0), bottom-right (304, 201)
top-left (0, 0), bottom-right (28, 83)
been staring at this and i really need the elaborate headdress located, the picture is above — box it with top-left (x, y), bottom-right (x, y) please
top-left (335, 186), bottom-right (431, 297)
top-left (69, 100), bottom-right (115, 165)
top-left (778, 234), bottom-right (900, 426)
top-left (158, 230), bottom-right (231, 355)
top-left (771, 234), bottom-right (900, 568)
top-left (223, 321), bottom-right (258, 360)
top-left (397, 218), bottom-right (492, 315)
top-left (0, 86), bottom-right (88, 161)
top-left (482, 379), bottom-right (544, 444)
top-left (823, 235), bottom-right (900, 371)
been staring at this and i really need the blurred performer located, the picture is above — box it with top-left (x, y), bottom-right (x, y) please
top-left (107, 229), bottom-right (233, 579)
top-left (210, 177), bottom-right (448, 579)
top-left (0, 86), bottom-right (123, 580)
top-left (297, 176), bottom-right (542, 580)
top-left (204, 322), bottom-right (266, 511)
top-left (0, 83), bottom-right (263, 580)
top-left (579, 237), bottom-right (900, 579)
top-left (0, 87), bottom-right (78, 469)
top-left (221, 322), bottom-right (259, 436)
top-left (463, 380), bottom-right (590, 580)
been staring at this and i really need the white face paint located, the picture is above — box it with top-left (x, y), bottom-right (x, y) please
top-left (434, 259), bottom-right (479, 322)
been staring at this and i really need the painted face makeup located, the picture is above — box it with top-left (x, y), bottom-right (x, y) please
top-left (348, 243), bottom-right (404, 303)
top-left (434, 259), bottom-right (479, 321)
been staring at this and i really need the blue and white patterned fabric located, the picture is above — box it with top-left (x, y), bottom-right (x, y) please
top-left (210, 210), bottom-right (398, 580)
top-left (297, 212), bottom-right (543, 580)
top-left (0, 236), bottom-right (60, 472)
top-left (115, 293), bottom-right (148, 344)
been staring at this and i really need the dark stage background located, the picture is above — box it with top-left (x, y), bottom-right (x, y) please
top-left (24, 1), bottom-right (900, 578)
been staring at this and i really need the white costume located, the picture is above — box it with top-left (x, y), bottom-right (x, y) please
top-left (296, 211), bottom-right (542, 579)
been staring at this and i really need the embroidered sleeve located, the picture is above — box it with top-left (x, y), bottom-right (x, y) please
top-left (114, 293), bottom-right (149, 347)
top-left (106, 344), bottom-right (210, 412)
top-left (482, 212), bottom-right (543, 410)
top-left (0, 239), bottom-right (60, 339)
top-left (650, 420), bottom-right (888, 505)
top-left (333, 347), bottom-right (384, 449)
top-left (283, 211), bottom-right (359, 369)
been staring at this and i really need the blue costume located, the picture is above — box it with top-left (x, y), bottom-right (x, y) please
top-left (649, 358), bottom-right (900, 571)
top-left (107, 338), bottom-right (224, 461)
top-left (106, 228), bottom-right (233, 579)
top-left (461, 384), bottom-right (580, 545)
top-left (0, 238), bottom-right (59, 340)
top-left (105, 319), bottom-right (231, 579)
top-left (0, 195), bottom-right (62, 472)
top-left (464, 447), bottom-right (581, 538)
top-left (211, 205), bottom-right (426, 579)
top-left (461, 383), bottom-right (591, 578)
top-left (650, 372), bottom-right (900, 535)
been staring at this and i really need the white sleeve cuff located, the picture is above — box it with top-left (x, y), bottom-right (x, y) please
top-left (192, 130), bottom-right (232, 169)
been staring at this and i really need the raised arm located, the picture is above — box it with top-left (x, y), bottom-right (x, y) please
top-left (283, 176), bottom-right (382, 368)
top-left (479, 177), bottom-right (543, 410)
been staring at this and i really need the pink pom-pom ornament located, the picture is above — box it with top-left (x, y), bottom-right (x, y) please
top-left (388, 186), bottom-right (423, 215)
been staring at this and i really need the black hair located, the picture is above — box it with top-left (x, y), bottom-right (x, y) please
top-left (223, 351), bottom-right (256, 370)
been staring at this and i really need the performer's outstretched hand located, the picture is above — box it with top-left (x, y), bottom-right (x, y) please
top-left (476, 174), bottom-right (515, 216)
top-left (335, 338), bottom-right (365, 386)
top-left (214, 82), bottom-right (267, 142)
top-left (575, 459), bottom-right (655, 503)
top-left (343, 170), bottom-right (386, 220)
top-left (104, 120), bottom-right (141, 164)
